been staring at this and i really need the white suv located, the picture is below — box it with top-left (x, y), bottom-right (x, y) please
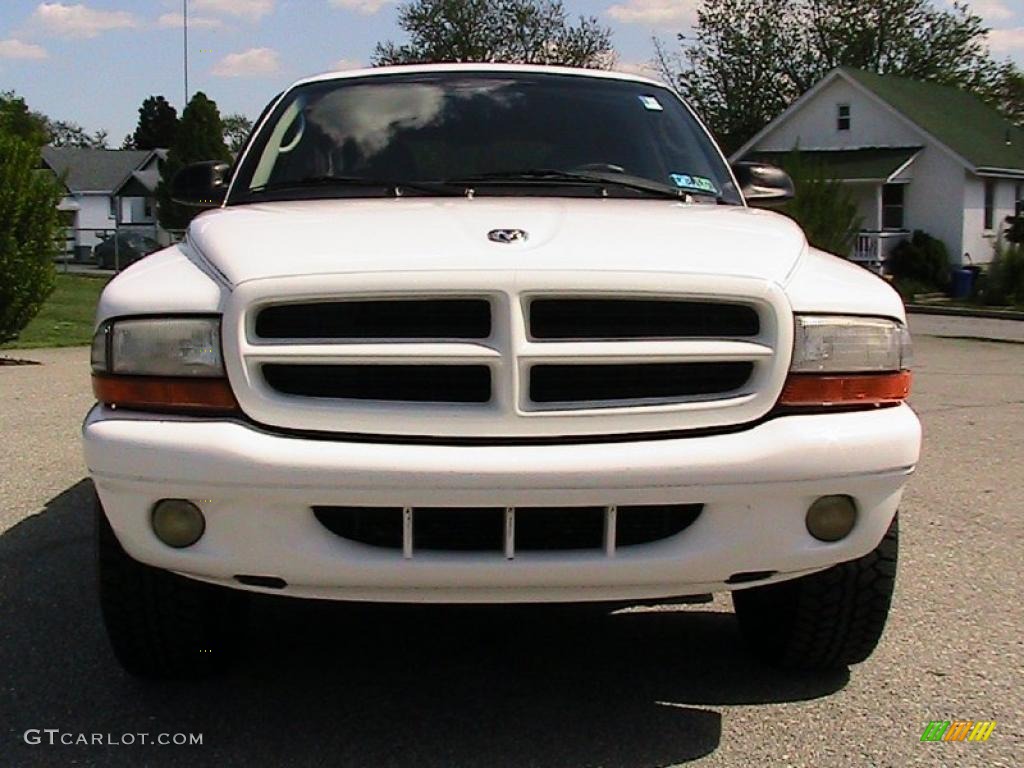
top-left (84, 65), bottom-right (920, 678)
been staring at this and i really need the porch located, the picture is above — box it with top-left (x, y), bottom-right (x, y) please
top-left (850, 230), bottom-right (910, 272)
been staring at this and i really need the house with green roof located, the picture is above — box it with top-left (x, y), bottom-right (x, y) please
top-left (732, 67), bottom-right (1024, 267)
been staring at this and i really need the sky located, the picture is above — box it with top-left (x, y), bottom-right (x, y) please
top-left (0, 0), bottom-right (1022, 143)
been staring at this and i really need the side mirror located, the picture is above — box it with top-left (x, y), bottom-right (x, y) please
top-left (171, 161), bottom-right (231, 207)
top-left (731, 161), bottom-right (795, 205)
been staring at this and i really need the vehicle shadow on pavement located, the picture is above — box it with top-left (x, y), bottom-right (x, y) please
top-left (1, 480), bottom-right (849, 767)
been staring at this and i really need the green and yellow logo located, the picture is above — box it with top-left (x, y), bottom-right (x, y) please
top-left (921, 720), bottom-right (996, 742)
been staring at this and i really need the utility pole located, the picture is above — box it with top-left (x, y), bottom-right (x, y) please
top-left (183, 0), bottom-right (189, 107)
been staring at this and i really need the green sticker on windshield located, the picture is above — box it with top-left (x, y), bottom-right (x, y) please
top-left (670, 174), bottom-right (718, 194)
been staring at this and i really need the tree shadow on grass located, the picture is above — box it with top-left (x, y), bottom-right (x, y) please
top-left (0, 480), bottom-right (848, 767)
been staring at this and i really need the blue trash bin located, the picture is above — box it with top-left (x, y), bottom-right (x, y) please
top-left (950, 268), bottom-right (975, 299)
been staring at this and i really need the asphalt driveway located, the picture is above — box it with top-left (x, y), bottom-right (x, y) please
top-left (0, 315), bottom-right (1021, 767)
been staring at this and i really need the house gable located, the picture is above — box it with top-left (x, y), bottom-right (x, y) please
top-left (733, 73), bottom-right (937, 159)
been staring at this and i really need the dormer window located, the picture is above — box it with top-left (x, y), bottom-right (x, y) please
top-left (837, 104), bottom-right (851, 131)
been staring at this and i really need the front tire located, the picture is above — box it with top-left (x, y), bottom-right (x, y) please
top-left (95, 493), bottom-right (246, 678)
top-left (732, 514), bottom-right (898, 671)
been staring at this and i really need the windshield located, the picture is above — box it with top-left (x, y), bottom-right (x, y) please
top-left (229, 72), bottom-right (742, 204)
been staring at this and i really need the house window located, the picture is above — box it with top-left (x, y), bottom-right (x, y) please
top-left (881, 184), bottom-right (905, 230)
top-left (144, 198), bottom-right (154, 219)
top-left (108, 196), bottom-right (117, 219)
top-left (837, 104), bottom-right (851, 131)
top-left (984, 180), bottom-right (996, 230)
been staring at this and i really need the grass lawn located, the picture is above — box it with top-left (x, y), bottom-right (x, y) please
top-left (2, 273), bottom-right (108, 350)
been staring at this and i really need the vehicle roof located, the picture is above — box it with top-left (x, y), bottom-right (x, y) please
top-left (292, 63), bottom-right (667, 90)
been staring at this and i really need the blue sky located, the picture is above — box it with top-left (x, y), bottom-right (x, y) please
top-left (1, 0), bottom-right (1022, 143)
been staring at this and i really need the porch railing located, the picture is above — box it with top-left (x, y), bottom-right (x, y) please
top-left (851, 230), bottom-right (910, 273)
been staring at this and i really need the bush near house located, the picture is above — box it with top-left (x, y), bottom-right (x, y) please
top-left (775, 152), bottom-right (862, 257)
top-left (887, 230), bottom-right (951, 298)
top-left (972, 240), bottom-right (1024, 307)
top-left (0, 132), bottom-right (63, 344)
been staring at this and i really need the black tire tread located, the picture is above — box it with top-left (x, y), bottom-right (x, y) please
top-left (95, 493), bottom-right (245, 678)
top-left (733, 514), bottom-right (898, 671)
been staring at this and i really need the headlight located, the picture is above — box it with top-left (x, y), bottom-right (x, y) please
top-left (791, 316), bottom-right (912, 373)
top-left (90, 317), bottom-right (237, 413)
top-left (780, 315), bottom-right (912, 408)
top-left (91, 317), bottom-right (224, 377)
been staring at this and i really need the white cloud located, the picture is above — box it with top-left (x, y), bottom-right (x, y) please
top-left (329, 0), bottom-right (394, 15)
top-left (192, 0), bottom-right (275, 21)
top-left (963, 1), bottom-right (1015, 23)
top-left (212, 47), bottom-right (281, 77)
top-left (31, 2), bottom-right (138, 39)
top-left (328, 57), bottom-right (362, 71)
top-left (157, 12), bottom-right (225, 30)
top-left (0, 38), bottom-right (49, 60)
top-left (606, 0), bottom-right (698, 27)
top-left (988, 26), bottom-right (1024, 54)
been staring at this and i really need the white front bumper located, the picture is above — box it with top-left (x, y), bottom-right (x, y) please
top-left (83, 404), bottom-right (921, 603)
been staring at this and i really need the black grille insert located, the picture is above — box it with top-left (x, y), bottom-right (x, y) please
top-left (530, 299), bottom-right (760, 339)
top-left (415, 508), bottom-right (504, 551)
top-left (617, 504), bottom-right (703, 546)
top-left (263, 364), bottom-right (491, 403)
top-left (529, 362), bottom-right (753, 404)
top-left (255, 299), bottom-right (492, 340)
top-left (312, 504), bottom-right (703, 553)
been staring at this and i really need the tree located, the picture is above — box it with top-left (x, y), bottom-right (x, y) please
top-left (373, 0), bottom-right (613, 68)
top-left (0, 132), bottom-right (62, 343)
top-left (132, 95), bottom-right (179, 151)
top-left (0, 91), bottom-right (50, 147)
top-left (156, 92), bottom-right (232, 230)
top-left (47, 120), bottom-right (108, 148)
top-left (222, 113), bottom-right (253, 155)
top-left (774, 151), bottom-right (863, 256)
top-left (656, 0), bottom-right (1024, 152)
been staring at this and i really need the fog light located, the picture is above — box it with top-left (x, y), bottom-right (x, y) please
top-left (806, 495), bottom-right (857, 542)
top-left (151, 499), bottom-right (205, 548)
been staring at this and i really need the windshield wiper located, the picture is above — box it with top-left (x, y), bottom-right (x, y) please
top-left (445, 169), bottom-right (695, 201)
top-left (249, 175), bottom-right (461, 197)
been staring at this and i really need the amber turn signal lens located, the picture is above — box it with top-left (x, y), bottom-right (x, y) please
top-left (92, 374), bottom-right (239, 414)
top-left (779, 371), bottom-right (911, 407)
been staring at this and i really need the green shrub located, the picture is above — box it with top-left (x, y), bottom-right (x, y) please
top-left (973, 240), bottom-right (1024, 307)
top-left (887, 230), bottom-right (951, 290)
top-left (0, 132), bottom-right (62, 343)
top-left (776, 152), bottom-right (863, 256)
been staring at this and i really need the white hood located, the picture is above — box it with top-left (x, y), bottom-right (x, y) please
top-left (187, 198), bottom-right (807, 286)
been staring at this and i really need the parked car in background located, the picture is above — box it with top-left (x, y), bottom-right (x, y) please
top-left (94, 231), bottom-right (161, 270)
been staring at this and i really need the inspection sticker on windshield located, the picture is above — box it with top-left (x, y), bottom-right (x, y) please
top-left (638, 95), bottom-right (663, 111)
top-left (670, 174), bottom-right (718, 194)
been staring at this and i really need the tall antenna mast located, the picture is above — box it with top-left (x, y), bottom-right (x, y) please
top-left (183, 0), bottom-right (189, 106)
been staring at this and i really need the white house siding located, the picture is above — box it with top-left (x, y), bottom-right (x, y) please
top-left (71, 193), bottom-right (116, 248)
top-left (754, 78), bottom-right (921, 151)
top-left (848, 183), bottom-right (881, 231)
top-left (962, 177), bottom-right (1021, 265)
top-left (902, 146), bottom-right (966, 263)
